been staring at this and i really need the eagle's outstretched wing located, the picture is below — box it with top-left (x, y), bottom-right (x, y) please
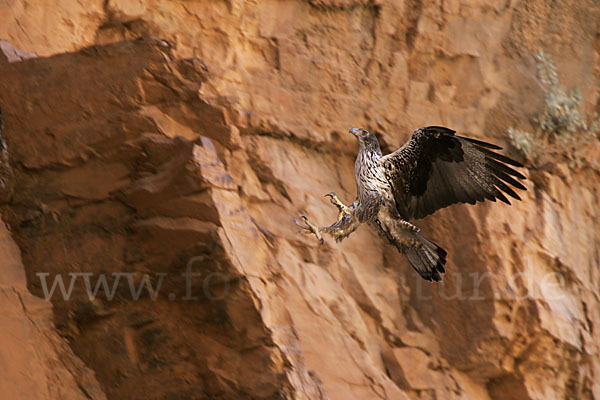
top-left (381, 126), bottom-right (526, 220)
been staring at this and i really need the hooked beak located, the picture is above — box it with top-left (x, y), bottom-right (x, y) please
top-left (349, 128), bottom-right (360, 137)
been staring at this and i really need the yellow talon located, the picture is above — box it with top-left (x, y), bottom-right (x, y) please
top-left (325, 192), bottom-right (352, 220)
top-left (294, 216), bottom-right (324, 244)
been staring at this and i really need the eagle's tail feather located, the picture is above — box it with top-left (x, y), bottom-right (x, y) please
top-left (374, 219), bottom-right (448, 282)
top-left (404, 234), bottom-right (447, 282)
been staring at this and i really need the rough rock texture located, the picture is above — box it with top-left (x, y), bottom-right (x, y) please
top-left (0, 1), bottom-right (599, 399)
top-left (0, 218), bottom-right (107, 400)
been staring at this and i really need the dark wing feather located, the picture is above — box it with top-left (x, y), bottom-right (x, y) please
top-left (381, 126), bottom-right (526, 220)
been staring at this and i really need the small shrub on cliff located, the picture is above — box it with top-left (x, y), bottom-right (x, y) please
top-left (508, 50), bottom-right (600, 168)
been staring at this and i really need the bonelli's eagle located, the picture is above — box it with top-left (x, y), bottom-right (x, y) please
top-left (295, 126), bottom-right (526, 281)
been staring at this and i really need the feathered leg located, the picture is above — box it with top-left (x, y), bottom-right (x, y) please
top-left (294, 194), bottom-right (380, 244)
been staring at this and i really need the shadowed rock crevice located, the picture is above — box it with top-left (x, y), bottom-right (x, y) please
top-left (0, 39), bottom-right (308, 400)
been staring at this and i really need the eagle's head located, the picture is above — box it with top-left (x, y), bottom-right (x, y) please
top-left (349, 128), bottom-right (381, 154)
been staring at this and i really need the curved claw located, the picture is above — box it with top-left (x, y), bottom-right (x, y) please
top-left (324, 192), bottom-right (336, 199)
top-left (293, 218), bottom-right (308, 229)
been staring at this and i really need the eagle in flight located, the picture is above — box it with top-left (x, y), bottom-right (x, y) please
top-left (295, 126), bottom-right (526, 281)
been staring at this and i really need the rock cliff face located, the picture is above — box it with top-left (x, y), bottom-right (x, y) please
top-left (1, 1), bottom-right (599, 399)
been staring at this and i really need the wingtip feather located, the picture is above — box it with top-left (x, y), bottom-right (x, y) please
top-left (486, 156), bottom-right (527, 180)
top-left (460, 136), bottom-right (503, 150)
top-left (497, 192), bottom-right (511, 204)
top-left (479, 147), bottom-right (524, 167)
top-left (426, 126), bottom-right (456, 135)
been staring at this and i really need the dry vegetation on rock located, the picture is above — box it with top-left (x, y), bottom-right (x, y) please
top-left (509, 50), bottom-right (600, 169)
